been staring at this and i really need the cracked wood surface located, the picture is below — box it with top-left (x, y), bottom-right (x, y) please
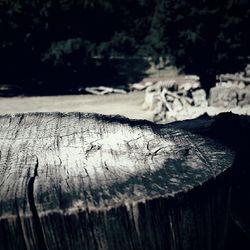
top-left (0, 112), bottom-right (235, 250)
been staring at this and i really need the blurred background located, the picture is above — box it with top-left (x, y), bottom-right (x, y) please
top-left (0, 0), bottom-right (249, 121)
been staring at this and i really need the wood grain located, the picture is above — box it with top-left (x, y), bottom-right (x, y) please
top-left (0, 112), bottom-right (235, 250)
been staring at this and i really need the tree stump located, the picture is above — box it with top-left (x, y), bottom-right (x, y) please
top-left (0, 113), bottom-right (235, 250)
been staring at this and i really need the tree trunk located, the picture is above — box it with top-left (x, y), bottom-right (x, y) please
top-left (0, 112), bottom-right (237, 250)
top-left (169, 112), bottom-right (250, 250)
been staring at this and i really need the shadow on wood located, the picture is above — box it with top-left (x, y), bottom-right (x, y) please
top-left (0, 112), bottom-right (248, 250)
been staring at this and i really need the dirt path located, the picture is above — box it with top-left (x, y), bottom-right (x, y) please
top-left (0, 91), bottom-right (153, 121)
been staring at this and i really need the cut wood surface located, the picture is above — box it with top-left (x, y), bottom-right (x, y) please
top-left (0, 112), bottom-right (235, 250)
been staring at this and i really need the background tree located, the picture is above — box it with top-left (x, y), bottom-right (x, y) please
top-left (0, 0), bottom-right (249, 94)
top-left (147, 0), bottom-right (250, 91)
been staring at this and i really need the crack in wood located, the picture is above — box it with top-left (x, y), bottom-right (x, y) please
top-left (13, 114), bottom-right (24, 139)
top-left (85, 144), bottom-right (102, 160)
top-left (0, 130), bottom-right (90, 141)
top-left (186, 133), bottom-right (215, 176)
top-left (27, 157), bottom-right (47, 250)
top-left (0, 112), bottom-right (238, 250)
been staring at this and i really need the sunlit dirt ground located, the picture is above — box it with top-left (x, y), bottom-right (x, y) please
top-left (0, 91), bottom-right (249, 122)
top-left (0, 91), bottom-right (153, 121)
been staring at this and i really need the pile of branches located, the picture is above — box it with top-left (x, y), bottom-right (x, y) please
top-left (142, 76), bottom-right (207, 122)
top-left (209, 64), bottom-right (250, 108)
top-left (142, 65), bottom-right (250, 123)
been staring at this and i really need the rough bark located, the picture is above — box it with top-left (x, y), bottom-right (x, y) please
top-left (169, 112), bottom-right (250, 250)
top-left (0, 112), bottom-right (236, 250)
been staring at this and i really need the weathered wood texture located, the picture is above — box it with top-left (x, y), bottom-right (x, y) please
top-left (0, 112), bottom-right (235, 250)
top-left (169, 113), bottom-right (250, 250)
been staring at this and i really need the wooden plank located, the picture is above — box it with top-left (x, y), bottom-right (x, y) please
top-left (0, 112), bottom-right (235, 250)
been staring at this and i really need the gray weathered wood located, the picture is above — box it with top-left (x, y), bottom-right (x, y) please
top-left (219, 74), bottom-right (250, 83)
top-left (167, 113), bottom-right (250, 249)
top-left (0, 112), bottom-right (235, 250)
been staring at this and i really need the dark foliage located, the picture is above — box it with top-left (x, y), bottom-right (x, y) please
top-left (147, 0), bottom-right (250, 91)
top-left (0, 0), bottom-right (249, 94)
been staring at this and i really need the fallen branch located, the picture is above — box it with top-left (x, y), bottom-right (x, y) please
top-left (219, 74), bottom-right (250, 83)
top-left (161, 88), bottom-right (193, 105)
top-left (85, 86), bottom-right (127, 95)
